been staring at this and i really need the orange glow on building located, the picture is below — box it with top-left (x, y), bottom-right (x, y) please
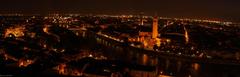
top-left (156, 38), bottom-right (161, 47)
top-left (4, 26), bottom-right (25, 38)
top-left (152, 16), bottom-right (158, 39)
top-left (18, 59), bottom-right (34, 67)
top-left (57, 63), bottom-right (66, 74)
top-left (43, 26), bottom-right (49, 34)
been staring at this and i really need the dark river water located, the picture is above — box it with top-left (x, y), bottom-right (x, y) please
top-left (78, 31), bottom-right (240, 77)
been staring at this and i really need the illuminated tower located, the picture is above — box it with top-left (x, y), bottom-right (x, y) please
top-left (152, 16), bottom-right (158, 39)
top-left (139, 12), bottom-right (144, 25)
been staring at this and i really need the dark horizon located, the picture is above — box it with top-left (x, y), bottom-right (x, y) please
top-left (0, 0), bottom-right (240, 22)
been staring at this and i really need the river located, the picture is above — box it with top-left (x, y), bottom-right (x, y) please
top-left (67, 30), bottom-right (240, 77)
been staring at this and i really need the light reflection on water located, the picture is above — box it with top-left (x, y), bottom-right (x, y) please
top-left (83, 32), bottom-right (240, 77)
top-left (142, 54), bottom-right (148, 65)
top-left (192, 63), bottom-right (200, 71)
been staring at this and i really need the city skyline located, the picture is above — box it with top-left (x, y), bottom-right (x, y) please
top-left (1, 7), bottom-right (240, 76)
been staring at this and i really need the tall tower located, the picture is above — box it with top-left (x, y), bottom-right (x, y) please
top-left (152, 16), bottom-right (158, 39)
top-left (139, 12), bottom-right (144, 25)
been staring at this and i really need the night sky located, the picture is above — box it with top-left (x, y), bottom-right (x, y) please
top-left (0, 0), bottom-right (240, 20)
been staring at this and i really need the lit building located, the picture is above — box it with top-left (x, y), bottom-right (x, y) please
top-left (129, 16), bottom-right (161, 49)
top-left (152, 16), bottom-right (158, 39)
top-left (4, 26), bottom-right (25, 38)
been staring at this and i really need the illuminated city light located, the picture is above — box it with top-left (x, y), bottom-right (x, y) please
top-left (142, 54), bottom-right (148, 65)
top-left (57, 64), bottom-right (67, 74)
top-left (0, 11), bottom-right (239, 77)
top-left (43, 26), bottom-right (49, 34)
top-left (192, 63), bottom-right (200, 71)
top-left (4, 26), bottom-right (25, 38)
top-left (183, 26), bottom-right (189, 44)
top-left (18, 59), bottom-right (34, 67)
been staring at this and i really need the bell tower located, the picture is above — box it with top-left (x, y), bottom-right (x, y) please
top-left (152, 16), bottom-right (158, 39)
